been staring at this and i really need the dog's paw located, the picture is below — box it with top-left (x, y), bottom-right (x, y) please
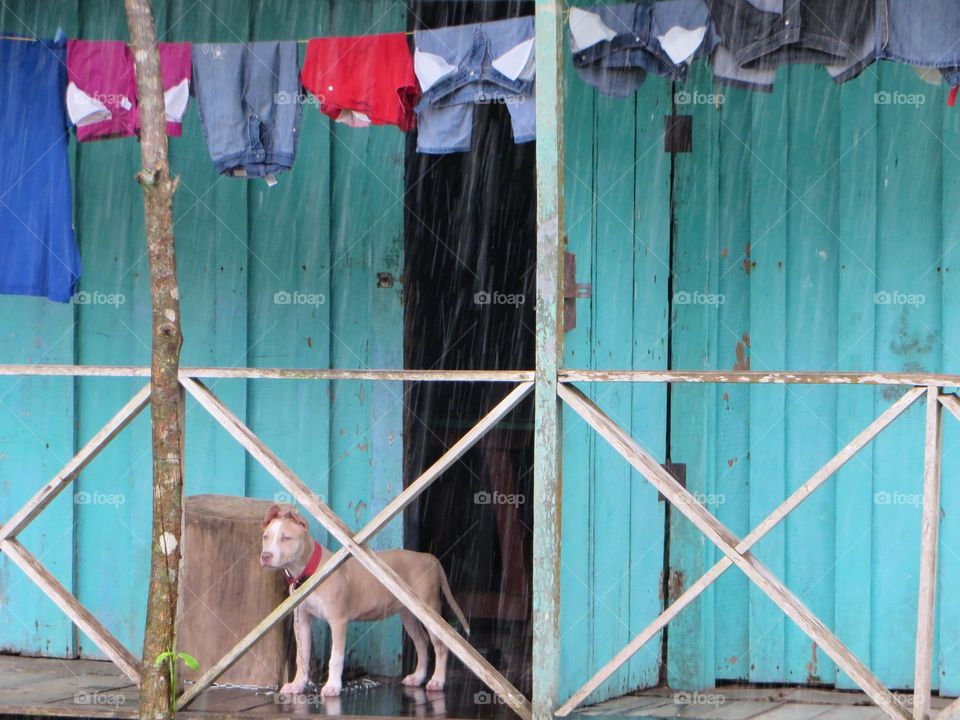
top-left (425, 678), bottom-right (445, 691)
top-left (402, 673), bottom-right (426, 687)
top-left (279, 680), bottom-right (307, 695)
top-left (321, 682), bottom-right (342, 697)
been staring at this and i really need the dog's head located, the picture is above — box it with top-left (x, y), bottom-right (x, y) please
top-left (260, 504), bottom-right (310, 569)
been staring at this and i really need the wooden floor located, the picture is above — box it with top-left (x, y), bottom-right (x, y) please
top-left (1, 654), bottom-right (954, 719)
top-left (579, 685), bottom-right (954, 719)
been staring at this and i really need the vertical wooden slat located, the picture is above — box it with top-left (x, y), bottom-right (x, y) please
top-left (534, 0), bottom-right (564, 717)
top-left (913, 387), bottom-right (943, 720)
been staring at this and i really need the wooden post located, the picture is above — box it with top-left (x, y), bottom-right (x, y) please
top-left (534, 1), bottom-right (564, 719)
top-left (124, 1), bottom-right (185, 718)
top-left (913, 387), bottom-right (943, 720)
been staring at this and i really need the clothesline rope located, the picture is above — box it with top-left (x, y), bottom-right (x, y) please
top-left (0, 12), bottom-right (553, 44)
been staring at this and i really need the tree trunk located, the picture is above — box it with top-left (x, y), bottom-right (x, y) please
top-left (123, 2), bottom-right (184, 718)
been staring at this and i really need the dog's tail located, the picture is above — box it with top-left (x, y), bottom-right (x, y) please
top-left (438, 562), bottom-right (470, 637)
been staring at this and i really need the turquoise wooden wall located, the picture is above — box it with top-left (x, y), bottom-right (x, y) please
top-left (0, 0), bottom-right (405, 676)
top-left (561, 33), bottom-right (960, 703)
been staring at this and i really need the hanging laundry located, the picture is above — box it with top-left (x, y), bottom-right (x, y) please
top-left (877, 0), bottom-right (960, 89)
top-left (414, 17), bottom-right (535, 154)
top-left (706, 1), bottom-right (874, 72)
top-left (301, 33), bottom-right (419, 131)
top-left (0, 35), bottom-right (81, 303)
top-left (569, 1), bottom-right (717, 98)
top-left (192, 42), bottom-right (301, 178)
top-left (66, 40), bottom-right (191, 142)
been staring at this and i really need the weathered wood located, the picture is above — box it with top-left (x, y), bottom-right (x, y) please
top-left (557, 383), bottom-right (910, 720)
top-left (0, 385), bottom-right (150, 544)
top-left (0, 365), bottom-right (533, 382)
top-left (559, 370), bottom-right (960, 386)
top-left (913, 388), bottom-right (943, 720)
top-left (555, 385), bottom-right (923, 716)
top-left (176, 495), bottom-right (291, 687)
top-left (178, 378), bottom-right (532, 718)
top-left (124, 1), bottom-right (185, 717)
top-left (533, 0), bottom-right (564, 718)
top-left (0, 539), bottom-right (140, 683)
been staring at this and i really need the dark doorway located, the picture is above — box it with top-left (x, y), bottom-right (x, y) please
top-left (403, 0), bottom-right (536, 694)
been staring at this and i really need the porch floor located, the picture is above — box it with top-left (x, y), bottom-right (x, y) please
top-left (577, 685), bottom-right (954, 719)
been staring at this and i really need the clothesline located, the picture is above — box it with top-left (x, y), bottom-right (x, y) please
top-left (0, 12), bottom-right (551, 43)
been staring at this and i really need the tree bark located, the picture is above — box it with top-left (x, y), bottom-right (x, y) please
top-left (123, 2), bottom-right (184, 718)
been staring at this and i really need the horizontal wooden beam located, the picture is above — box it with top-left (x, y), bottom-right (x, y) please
top-left (0, 539), bottom-right (140, 683)
top-left (0, 385), bottom-right (151, 544)
top-left (555, 385), bottom-right (924, 715)
top-left (0, 364), bottom-right (532, 382)
top-left (179, 378), bottom-right (532, 719)
top-left (560, 370), bottom-right (960, 386)
top-left (558, 383), bottom-right (910, 720)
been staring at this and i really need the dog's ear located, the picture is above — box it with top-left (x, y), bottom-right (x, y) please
top-left (286, 508), bottom-right (309, 530)
top-left (262, 504), bottom-right (282, 527)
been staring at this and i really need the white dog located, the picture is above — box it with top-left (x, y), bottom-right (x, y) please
top-left (260, 504), bottom-right (469, 696)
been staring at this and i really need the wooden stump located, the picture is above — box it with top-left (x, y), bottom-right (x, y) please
top-left (176, 494), bottom-right (291, 687)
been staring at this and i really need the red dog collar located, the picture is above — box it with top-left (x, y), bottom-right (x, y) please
top-left (286, 542), bottom-right (323, 590)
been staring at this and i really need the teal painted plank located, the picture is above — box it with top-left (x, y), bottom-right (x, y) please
top-left (872, 63), bottom-right (941, 689)
top-left (627, 73), bottom-right (670, 692)
top-left (559, 19), bottom-right (597, 703)
top-left (938, 85), bottom-right (960, 696)
top-left (712, 81), bottom-right (754, 683)
top-left (164, 0), bottom-right (249, 498)
top-left (782, 64), bottom-right (839, 686)
top-left (72, 0), bottom-right (154, 659)
top-left (669, 64), bottom-right (721, 691)
top-left (326, 0), bottom-right (406, 676)
top-left (833, 67), bottom-right (879, 690)
top-left (590, 86), bottom-right (640, 700)
top-left (747, 70), bottom-right (789, 685)
top-left (0, 0), bottom-right (79, 660)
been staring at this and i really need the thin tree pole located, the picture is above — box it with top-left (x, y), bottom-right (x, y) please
top-left (123, 1), bottom-right (184, 718)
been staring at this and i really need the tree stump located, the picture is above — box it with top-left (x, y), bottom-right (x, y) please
top-left (176, 494), bottom-right (291, 687)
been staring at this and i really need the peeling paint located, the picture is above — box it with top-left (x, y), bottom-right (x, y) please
top-left (743, 242), bottom-right (752, 275)
top-left (733, 333), bottom-right (750, 371)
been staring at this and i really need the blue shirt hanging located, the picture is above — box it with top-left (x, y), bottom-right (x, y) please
top-left (0, 34), bottom-right (81, 303)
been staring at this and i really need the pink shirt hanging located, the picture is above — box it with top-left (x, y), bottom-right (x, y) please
top-left (66, 40), bottom-right (192, 142)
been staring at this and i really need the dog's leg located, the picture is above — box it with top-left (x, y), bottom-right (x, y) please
top-left (400, 609), bottom-right (430, 687)
top-left (425, 629), bottom-right (449, 691)
top-left (280, 606), bottom-right (312, 695)
top-left (321, 620), bottom-right (347, 696)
